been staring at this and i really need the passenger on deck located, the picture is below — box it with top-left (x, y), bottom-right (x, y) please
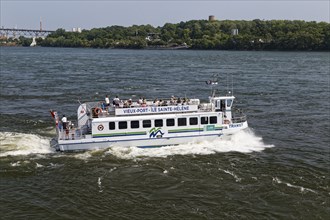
top-left (182, 97), bottom-right (188, 105)
top-left (153, 98), bottom-right (159, 106)
top-left (170, 96), bottom-right (174, 105)
top-left (124, 99), bottom-right (132, 108)
top-left (65, 126), bottom-right (70, 140)
top-left (58, 120), bottom-right (63, 132)
top-left (177, 97), bottom-right (182, 105)
top-left (142, 98), bottom-right (147, 107)
top-left (128, 98), bottom-right (133, 107)
top-left (119, 100), bottom-right (124, 108)
top-left (170, 96), bottom-right (177, 105)
top-left (123, 100), bottom-right (129, 108)
top-left (70, 124), bottom-right (75, 140)
top-left (61, 115), bottom-right (68, 130)
top-left (105, 95), bottom-right (110, 107)
top-left (138, 97), bottom-right (143, 105)
top-left (113, 96), bottom-right (120, 107)
top-left (101, 102), bottom-right (106, 110)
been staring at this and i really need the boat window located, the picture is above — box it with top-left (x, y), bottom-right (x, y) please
top-left (155, 119), bottom-right (163, 127)
top-left (166, 119), bottom-right (175, 127)
top-left (226, 99), bottom-right (233, 107)
top-left (189, 117), bottom-right (198, 125)
top-left (119, 121), bottom-right (127, 129)
top-left (215, 100), bottom-right (221, 112)
top-left (178, 118), bottom-right (187, 126)
top-left (210, 116), bottom-right (217, 124)
top-left (131, 120), bottom-right (139, 129)
top-left (109, 122), bottom-right (115, 130)
top-left (143, 120), bottom-right (151, 128)
top-left (201, 117), bottom-right (208, 124)
top-left (221, 100), bottom-right (225, 111)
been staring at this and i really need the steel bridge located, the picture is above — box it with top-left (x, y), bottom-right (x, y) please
top-left (0, 28), bottom-right (55, 38)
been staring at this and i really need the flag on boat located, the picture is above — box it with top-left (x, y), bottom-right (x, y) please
top-left (50, 110), bottom-right (56, 118)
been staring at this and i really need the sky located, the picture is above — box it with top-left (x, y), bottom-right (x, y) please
top-left (1, 0), bottom-right (329, 31)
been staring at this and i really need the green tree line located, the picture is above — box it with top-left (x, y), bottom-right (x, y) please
top-left (17, 19), bottom-right (330, 50)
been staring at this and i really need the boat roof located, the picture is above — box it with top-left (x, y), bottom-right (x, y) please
top-left (211, 96), bottom-right (235, 100)
top-left (80, 95), bottom-right (236, 121)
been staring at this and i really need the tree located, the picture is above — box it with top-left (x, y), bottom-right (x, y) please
top-left (39, 20), bottom-right (330, 51)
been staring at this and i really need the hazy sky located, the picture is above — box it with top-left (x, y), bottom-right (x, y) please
top-left (1, 0), bottom-right (329, 30)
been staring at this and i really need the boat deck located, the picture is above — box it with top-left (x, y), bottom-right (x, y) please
top-left (85, 98), bottom-right (211, 118)
top-left (53, 96), bottom-right (248, 144)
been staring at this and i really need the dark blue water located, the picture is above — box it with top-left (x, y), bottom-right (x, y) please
top-left (0, 47), bottom-right (329, 219)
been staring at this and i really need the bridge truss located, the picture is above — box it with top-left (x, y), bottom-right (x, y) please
top-left (0, 28), bottom-right (55, 38)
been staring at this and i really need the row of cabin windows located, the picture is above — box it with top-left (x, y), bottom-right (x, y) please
top-left (109, 116), bottom-right (218, 130)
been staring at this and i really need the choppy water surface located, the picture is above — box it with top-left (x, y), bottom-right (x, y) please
top-left (0, 47), bottom-right (329, 219)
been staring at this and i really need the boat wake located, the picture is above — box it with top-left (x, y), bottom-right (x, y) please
top-left (0, 128), bottom-right (273, 159)
top-left (0, 132), bottom-right (54, 157)
top-left (272, 177), bottom-right (317, 194)
top-left (106, 128), bottom-right (274, 160)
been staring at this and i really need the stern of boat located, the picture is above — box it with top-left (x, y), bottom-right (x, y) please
top-left (50, 138), bottom-right (60, 151)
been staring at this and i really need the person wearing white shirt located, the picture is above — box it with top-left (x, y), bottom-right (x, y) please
top-left (113, 96), bottom-right (120, 107)
top-left (61, 115), bottom-right (68, 130)
top-left (105, 95), bottom-right (110, 107)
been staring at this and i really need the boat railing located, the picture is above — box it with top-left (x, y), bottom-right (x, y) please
top-left (56, 126), bottom-right (84, 141)
top-left (85, 98), bottom-right (202, 117)
top-left (232, 114), bottom-right (247, 123)
top-left (198, 103), bottom-right (213, 112)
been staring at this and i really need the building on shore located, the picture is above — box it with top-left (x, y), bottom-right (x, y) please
top-left (209, 15), bottom-right (216, 21)
top-left (72, 27), bottom-right (82, 33)
top-left (231, 29), bottom-right (239, 35)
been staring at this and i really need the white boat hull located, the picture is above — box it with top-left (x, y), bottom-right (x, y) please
top-left (53, 121), bottom-right (248, 152)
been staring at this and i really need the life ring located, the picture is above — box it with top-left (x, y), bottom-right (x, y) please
top-left (94, 108), bottom-right (102, 115)
top-left (224, 119), bottom-right (230, 124)
top-left (97, 124), bottom-right (104, 131)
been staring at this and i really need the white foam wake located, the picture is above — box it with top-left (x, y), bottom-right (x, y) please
top-left (273, 177), bottom-right (317, 194)
top-left (219, 169), bottom-right (242, 182)
top-left (0, 132), bottom-right (54, 157)
top-left (106, 128), bottom-right (274, 159)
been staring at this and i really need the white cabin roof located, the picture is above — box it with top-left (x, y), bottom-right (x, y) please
top-left (211, 96), bottom-right (235, 100)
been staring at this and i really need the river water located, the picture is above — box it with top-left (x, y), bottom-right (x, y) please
top-left (0, 47), bottom-right (329, 219)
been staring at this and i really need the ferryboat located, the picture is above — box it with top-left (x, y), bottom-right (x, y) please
top-left (50, 77), bottom-right (248, 152)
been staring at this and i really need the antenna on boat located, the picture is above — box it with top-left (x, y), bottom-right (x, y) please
top-left (226, 73), bottom-right (233, 96)
top-left (206, 74), bottom-right (219, 97)
top-left (231, 74), bottom-right (234, 96)
top-left (226, 73), bottom-right (229, 94)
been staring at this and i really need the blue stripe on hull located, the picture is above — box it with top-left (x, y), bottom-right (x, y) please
top-left (169, 130), bottom-right (201, 134)
top-left (59, 133), bottom-right (222, 146)
top-left (137, 145), bottom-right (164, 148)
top-left (93, 133), bottom-right (146, 138)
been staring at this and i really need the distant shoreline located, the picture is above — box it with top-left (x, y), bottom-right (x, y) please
top-left (2, 19), bottom-right (329, 51)
top-left (2, 45), bottom-right (329, 52)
